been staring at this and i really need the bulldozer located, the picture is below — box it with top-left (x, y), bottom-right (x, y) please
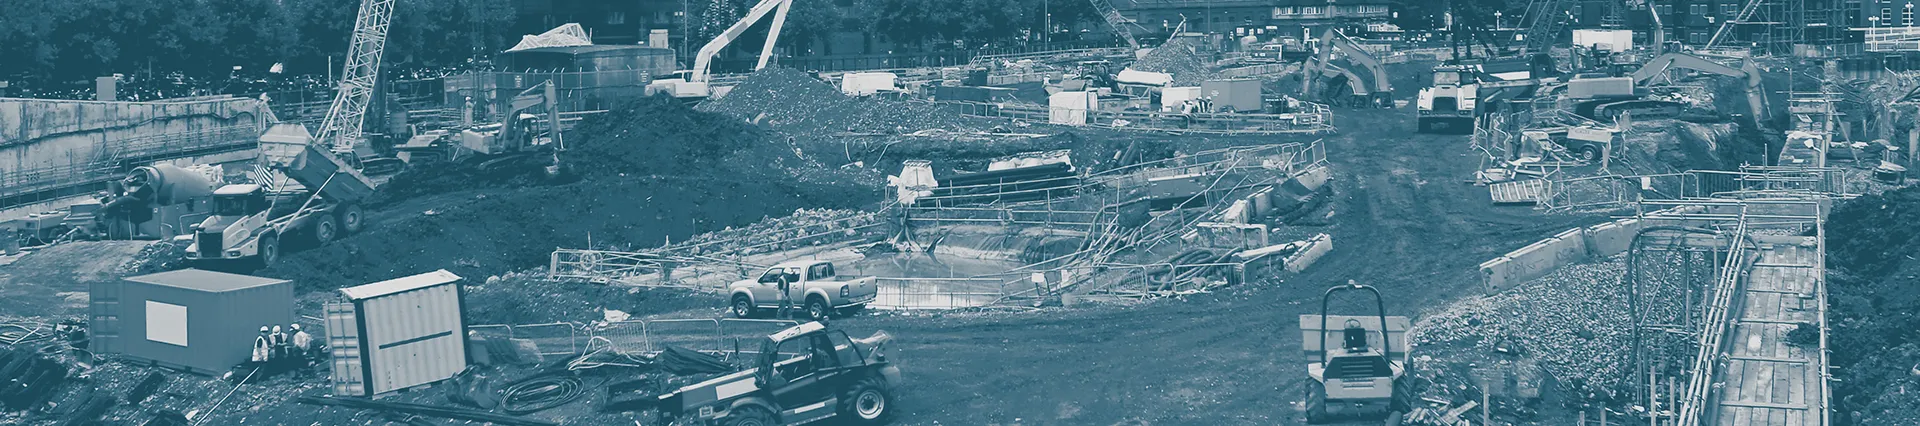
top-left (1301, 281), bottom-right (1410, 424)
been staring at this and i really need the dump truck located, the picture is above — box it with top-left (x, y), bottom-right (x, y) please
top-left (655, 321), bottom-right (900, 426)
top-left (185, 124), bottom-right (377, 267)
top-left (1301, 281), bottom-right (1410, 424)
top-left (729, 260), bottom-right (878, 321)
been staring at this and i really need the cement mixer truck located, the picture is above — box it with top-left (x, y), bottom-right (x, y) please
top-left (99, 164), bottom-right (219, 239)
top-left (185, 124), bottom-right (377, 267)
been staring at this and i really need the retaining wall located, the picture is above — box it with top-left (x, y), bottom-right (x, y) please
top-left (0, 97), bottom-right (269, 176)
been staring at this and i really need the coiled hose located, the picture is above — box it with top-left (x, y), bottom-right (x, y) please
top-left (499, 373), bottom-right (586, 415)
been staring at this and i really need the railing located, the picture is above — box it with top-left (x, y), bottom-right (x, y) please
top-left (872, 277), bottom-right (1012, 310)
top-left (935, 100), bottom-right (1336, 135)
top-left (1539, 167), bottom-right (1855, 212)
top-left (903, 207), bottom-right (1106, 227)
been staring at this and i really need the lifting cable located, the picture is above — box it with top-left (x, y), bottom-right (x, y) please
top-left (499, 372), bottom-right (587, 415)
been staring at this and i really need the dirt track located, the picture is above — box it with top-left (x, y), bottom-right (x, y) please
top-left (833, 107), bottom-right (1607, 425)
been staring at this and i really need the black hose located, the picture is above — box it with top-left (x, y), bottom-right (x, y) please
top-left (499, 373), bottom-right (586, 415)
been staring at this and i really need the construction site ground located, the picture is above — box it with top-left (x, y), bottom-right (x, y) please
top-left (0, 88), bottom-right (1625, 424)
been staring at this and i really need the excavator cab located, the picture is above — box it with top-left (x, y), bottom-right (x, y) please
top-left (1301, 281), bottom-right (1410, 424)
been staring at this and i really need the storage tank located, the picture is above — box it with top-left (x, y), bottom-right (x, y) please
top-left (89, 269), bottom-right (295, 374)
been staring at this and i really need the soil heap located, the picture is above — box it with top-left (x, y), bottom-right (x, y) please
top-left (698, 67), bottom-right (963, 135)
top-left (1823, 185), bottom-right (1920, 425)
top-left (258, 97), bottom-right (881, 292)
top-left (1131, 36), bottom-right (1218, 86)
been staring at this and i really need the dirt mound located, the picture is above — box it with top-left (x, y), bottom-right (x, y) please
top-left (1825, 185), bottom-right (1920, 424)
top-left (1131, 36), bottom-right (1218, 86)
top-left (1612, 120), bottom-right (1740, 174)
top-left (259, 99), bottom-right (883, 292)
top-left (698, 67), bottom-right (964, 135)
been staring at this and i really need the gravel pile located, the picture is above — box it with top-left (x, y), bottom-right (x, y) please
top-left (1131, 37), bottom-right (1218, 86)
top-left (661, 208), bottom-right (884, 256)
top-left (699, 67), bottom-right (964, 135)
top-left (1412, 252), bottom-right (1704, 399)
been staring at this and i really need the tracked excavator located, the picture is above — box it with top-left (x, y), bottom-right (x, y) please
top-left (647, 0), bottom-right (792, 101)
top-left (1301, 281), bottom-right (1410, 424)
top-left (1568, 52), bottom-right (1767, 123)
top-left (1300, 28), bottom-right (1391, 108)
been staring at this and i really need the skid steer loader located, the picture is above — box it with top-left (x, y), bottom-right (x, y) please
top-left (1301, 281), bottom-right (1411, 424)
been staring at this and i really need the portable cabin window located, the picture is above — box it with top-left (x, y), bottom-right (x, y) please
top-left (146, 301), bottom-right (188, 346)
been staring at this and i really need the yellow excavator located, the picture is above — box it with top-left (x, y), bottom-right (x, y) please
top-left (1301, 281), bottom-right (1410, 424)
top-left (1300, 28), bottom-right (1392, 108)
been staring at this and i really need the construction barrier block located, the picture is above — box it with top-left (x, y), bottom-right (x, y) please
top-left (1293, 165), bottom-right (1333, 192)
top-left (1583, 218), bottom-right (1644, 258)
top-left (1483, 228), bottom-right (1589, 294)
top-left (1284, 234), bottom-right (1333, 273)
top-left (1480, 256), bottom-right (1515, 294)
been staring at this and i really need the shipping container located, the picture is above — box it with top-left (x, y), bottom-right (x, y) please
top-left (90, 269), bottom-right (294, 375)
top-left (1568, 77), bottom-right (1636, 99)
top-left (1200, 79), bottom-right (1264, 113)
top-left (327, 270), bottom-right (469, 397)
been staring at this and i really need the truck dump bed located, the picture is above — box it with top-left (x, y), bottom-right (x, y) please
top-left (257, 124), bottom-right (377, 203)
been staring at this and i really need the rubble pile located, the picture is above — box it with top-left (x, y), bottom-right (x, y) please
top-left (119, 241), bottom-right (184, 275)
top-left (662, 208), bottom-right (884, 256)
top-left (1411, 253), bottom-right (1701, 398)
top-left (463, 270), bottom-right (715, 325)
top-left (1131, 37), bottom-right (1219, 86)
top-left (699, 67), bottom-right (964, 135)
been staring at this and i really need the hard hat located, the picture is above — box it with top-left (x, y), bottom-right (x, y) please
top-left (271, 326), bottom-right (282, 334)
top-left (290, 324), bottom-right (301, 331)
top-left (260, 326), bottom-right (270, 333)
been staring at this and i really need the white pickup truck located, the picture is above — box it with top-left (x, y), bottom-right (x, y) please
top-left (729, 260), bottom-right (878, 320)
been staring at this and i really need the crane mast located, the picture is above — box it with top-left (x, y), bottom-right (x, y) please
top-left (316, 0), bottom-right (396, 158)
top-left (1088, 0), bottom-right (1142, 52)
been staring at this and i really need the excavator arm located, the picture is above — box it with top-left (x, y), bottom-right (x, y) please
top-left (1303, 29), bottom-right (1390, 98)
top-left (1630, 53), bottom-right (1768, 121)
top-left (689, 0), bottom-right (794, 83)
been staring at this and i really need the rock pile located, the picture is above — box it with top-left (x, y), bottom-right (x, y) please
top-left (1411, 252), bottom-right (1704, 398)
top-left (699, 67), bottom-right (964, 135)
top-left (1131, 36), bottom-right (1219, 86)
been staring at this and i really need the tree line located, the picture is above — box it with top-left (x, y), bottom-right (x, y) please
top-left (0, 0), bottom-right (1473, 90)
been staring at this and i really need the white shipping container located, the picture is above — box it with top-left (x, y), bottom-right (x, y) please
top-left (328, 270), bottom-right (468, 396)
top-left (841, 72), bottom-right (899, 96)
top-left (1161, 87), bottom-right (1202, 112)
top-left (1573, 30), bottom-right (1634, 52)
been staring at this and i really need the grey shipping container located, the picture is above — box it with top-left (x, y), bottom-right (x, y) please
top-left (1568, 77), bottom-right (1635, 99)
top-left (90, 269), bottom-right (294, 375)
top-left (327, 270), bottom-right (469, 396)
top-left (1200, 79), bottom-right (1264, 113)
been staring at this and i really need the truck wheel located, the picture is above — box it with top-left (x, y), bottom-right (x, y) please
top-left (841, 376), bottom-right (894, 423)
top-left (731, 295), bottom-right (757, 319)
top-left (338, 204), bottom-right (365, 234)
top-left (1305, 381), bottom-right (1328, 423)
top-left (258, 234), bottom-right (280, 268)
top-left (313, 214), bottom-right (339, 245)
top-left (805, 297), bottom-right (831, 321)
top-left (721, 406), bottom-right (775, 426)
top-left (1578, 145), bottom-right (1603, 163)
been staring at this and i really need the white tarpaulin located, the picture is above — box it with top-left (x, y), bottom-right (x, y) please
top-left (1049, 91), bottom-right (1098, 125)
top-left (1116, 68), bottom-right (1174, 86)
top-left (506, 23), bottom-right (592, 53)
